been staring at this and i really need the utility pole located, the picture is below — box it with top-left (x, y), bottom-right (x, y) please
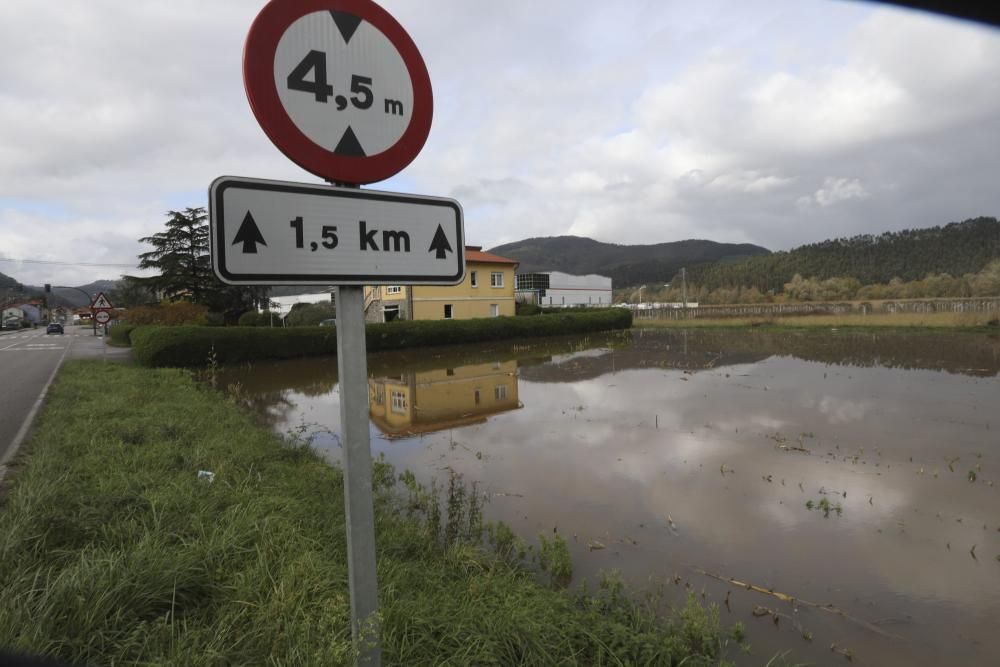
top-left (681, 268), bottom-right (688, 318)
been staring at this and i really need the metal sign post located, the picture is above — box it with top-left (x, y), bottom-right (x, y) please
top-left (334, 284), bottom-right (381, 664)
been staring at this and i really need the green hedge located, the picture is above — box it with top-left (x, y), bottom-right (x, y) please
top-left (108, 323), bottom-right (138, 346)
top-left (131, 309), bottom-right (632, 367)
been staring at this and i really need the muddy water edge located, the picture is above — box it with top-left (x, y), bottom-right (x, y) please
top-left (216, 328), bottom-right (1000, 666)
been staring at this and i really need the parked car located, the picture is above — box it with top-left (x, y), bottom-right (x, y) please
top-left (46, 323), bottom-right (64, 335)
top-left (319, 319), bottom-right (337, 327)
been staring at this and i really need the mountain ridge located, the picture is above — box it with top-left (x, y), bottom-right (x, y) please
top-left (487, 235), bottom-right (770, 287)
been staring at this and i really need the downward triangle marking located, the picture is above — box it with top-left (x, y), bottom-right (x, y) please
top-left (329, 11), bottom-right (362, 44)
top-left (334, 126), bottom-right (366, 157)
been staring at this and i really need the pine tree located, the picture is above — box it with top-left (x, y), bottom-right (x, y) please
top-left (130, 207), bottom-right (267, 320)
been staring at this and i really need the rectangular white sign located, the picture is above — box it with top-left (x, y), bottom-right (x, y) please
top-left (209, 176), bottom-right (465, 286)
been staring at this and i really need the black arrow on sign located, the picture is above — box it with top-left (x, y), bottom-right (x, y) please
top-left (233, 212), bottom-right (267, 254)
top-left (428, 224), bottom-right (453, 259)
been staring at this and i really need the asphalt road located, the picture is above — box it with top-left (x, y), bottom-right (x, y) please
top-left (0, 326), bottom-right (129, 467)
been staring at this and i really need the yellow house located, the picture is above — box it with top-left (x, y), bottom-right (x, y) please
top-left (364, 246), bottom-right (519, 322)
top-left (368, 360), bottom-right (521, 438)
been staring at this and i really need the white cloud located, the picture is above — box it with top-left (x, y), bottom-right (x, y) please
top-left (0, 0), bottom-right (998, 285)
top-left (797, 176), bottom-right (871, 208)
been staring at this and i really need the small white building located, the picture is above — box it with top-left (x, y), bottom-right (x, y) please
top-left (515, 271), bottom-right (613, 308)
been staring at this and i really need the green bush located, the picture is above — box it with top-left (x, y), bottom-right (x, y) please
top-left (516, 302), bottom-right (543, 316)
top-left (131, 309), bottom-right (632, 367)
top-left (108, 324), bottom-right (137, 346)
top-left (238, 310), bottom-right (270, 327)
top-left (286, 302), bottom-right (336, 327)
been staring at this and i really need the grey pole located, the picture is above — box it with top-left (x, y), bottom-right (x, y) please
top-left (335, 284), bottom-right (382, 665)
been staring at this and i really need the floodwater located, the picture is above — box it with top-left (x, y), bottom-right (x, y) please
top-left (217, 329), bottom-right (1000, 666)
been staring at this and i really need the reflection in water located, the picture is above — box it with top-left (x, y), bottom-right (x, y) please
top-left (217, 329), bottom-right (1000, 667)
top-left (368, 361), bottom-right (521, 438)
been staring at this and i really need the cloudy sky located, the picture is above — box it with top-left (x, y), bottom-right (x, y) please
top-left (1, 0), bottom-right (998, 286)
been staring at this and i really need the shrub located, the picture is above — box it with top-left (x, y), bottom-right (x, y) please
top-left (131, 326), bottom-right (338, 367)
top-left (238, 310), bottom-right (271, 327)
top-left (286, 302), bottom-right (336, 327)
top-left (516, 302), bottom-right (543, 316)
top-left (131, 309), bottom-right (632, 367)
top-left (123, 302), bottom-right (209, 326)
top-left (108, 323), bottom-right (137, 346)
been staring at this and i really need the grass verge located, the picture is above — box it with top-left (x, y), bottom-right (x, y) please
top-left (634, 311), bottom-right (999, 331)
top-left (0, 361), bottom-right (738, 666)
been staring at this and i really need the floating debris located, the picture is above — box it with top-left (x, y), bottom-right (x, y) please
top-left (697, 570), bottom-right (900, 639)
top-left (588, 540), bottom-right (606, 551)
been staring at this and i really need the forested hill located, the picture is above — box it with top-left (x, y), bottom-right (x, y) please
top-left (0, 271), bottom-right (21, 290)
top-left (685, 217), bottom-right (1000, 292)
top-left (487, 236), bottom-right (769, 287)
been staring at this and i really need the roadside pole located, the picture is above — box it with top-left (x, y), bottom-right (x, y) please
top-left (335, 285), bottom-right (381, 664)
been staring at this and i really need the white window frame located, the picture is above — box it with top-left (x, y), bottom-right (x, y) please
top-left (385, 286), bottom-right (401, 295)
top-left (490, 304), bottom-right (499, 317)
top-left (490, 272), bottom-right (504, 288)
top-left (470, 271), bottom-right (478, 288)
top-left (494, 384), bottom-right (507, 400)
top-left (390, 390), bottom-right (407, 414)
top-left (444, 304), bottom-right (453, 319)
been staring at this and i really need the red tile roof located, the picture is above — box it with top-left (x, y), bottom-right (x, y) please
top-left (465, 246), bottom-right (518, 266)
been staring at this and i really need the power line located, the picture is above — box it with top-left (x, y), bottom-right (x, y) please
top-left (0, 257), bottom-right (138, 269)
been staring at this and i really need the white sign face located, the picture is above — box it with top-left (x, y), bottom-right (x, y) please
top-left (94, 310), bottom-right (111, 324)
top-left (91, 293), bottom-right (113, 309)
top-left (209, 176), bottom-right (465, 286)
top-left (274, 11), bottom-right (413, 158)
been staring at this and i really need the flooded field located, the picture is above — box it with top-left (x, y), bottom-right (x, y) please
top-left (217, 329), bottom-right (1000, 666)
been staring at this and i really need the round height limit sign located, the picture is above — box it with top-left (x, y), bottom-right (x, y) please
top-left (244, 0), bottom-right (433, 184)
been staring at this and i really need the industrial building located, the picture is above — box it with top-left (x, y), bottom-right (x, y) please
top-left (515, 271), bottom-right (613, 308)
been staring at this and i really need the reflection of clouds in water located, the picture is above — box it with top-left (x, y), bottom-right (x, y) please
top-left (235, 338), bottom-right (1000, 664)
top-left (818, 395), bottom-right (873, 424)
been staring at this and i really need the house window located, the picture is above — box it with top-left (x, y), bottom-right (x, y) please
top-left (446, 368), bottom-right (455, 376)
top-left (490, 272), bottom-right (504, 287)
top-left (474, 389), bottom-right (481, 405)
top-left (470, 271), bottom-right (478, 287)
top-left (385, 286), bottom-right (401, 294)
top-left (490, 304), bottom-right (499, 317)
top-left (444, 304), bottom-right (453, 319)
top-left (494, 384), bottom-right (507, 400)
top-left (589, 296), bottom-right (592, 304)
top-left (390, 390), bottom-right (407, 414)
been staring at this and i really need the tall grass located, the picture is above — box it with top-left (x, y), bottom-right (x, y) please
top-left (0, 361), bottom-right (738, 666)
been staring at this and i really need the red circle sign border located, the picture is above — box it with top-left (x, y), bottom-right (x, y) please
top-left (244, 0), bottom-right (433, 185)
top-left (94, 311), bottom-right (111, 324)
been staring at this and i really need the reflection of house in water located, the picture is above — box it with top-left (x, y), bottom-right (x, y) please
top-left (369, 361), bottom-right (521, 438)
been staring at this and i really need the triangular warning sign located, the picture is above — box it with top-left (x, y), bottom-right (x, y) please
top-left (334, 126), bottom-right (366, 157)
top-left (91, 292), bottom-right (113, 310)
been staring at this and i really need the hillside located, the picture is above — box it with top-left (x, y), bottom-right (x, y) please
top-left (1, 271), bottom-right (23, 290)
top-left (487, 236), bottom-right (769, 287)
top-left (685, 217), bottom-right (1000, 292)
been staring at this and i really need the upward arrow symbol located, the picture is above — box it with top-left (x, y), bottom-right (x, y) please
top-left (428, 224), bottom-right (453, 259)
top-left (233, 211), bottom-right (267, 254)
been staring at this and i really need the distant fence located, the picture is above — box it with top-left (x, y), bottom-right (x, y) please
top-left (633, 298), bottom-right (1000, 321)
